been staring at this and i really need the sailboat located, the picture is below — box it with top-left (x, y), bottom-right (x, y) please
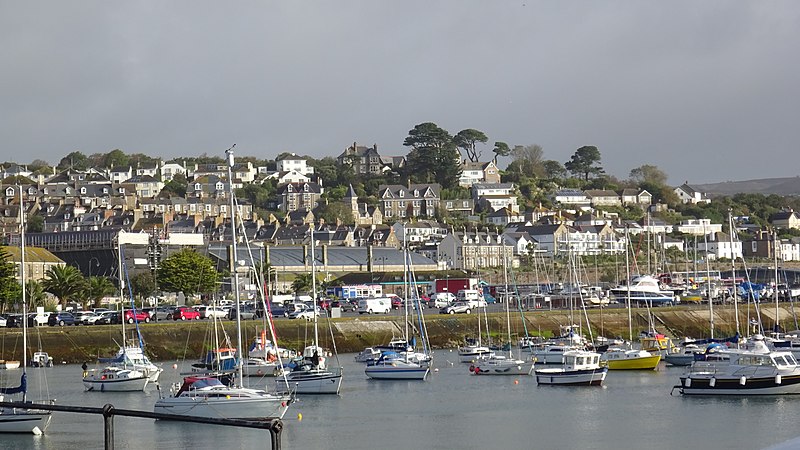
top-left (602, 227), bottom-right (661, 370)
top-left (365, 237), bottom-right (430, 380)
top-left (155, 145), bottom-right (292, 419)
top-left (471, 254), bottom-right (533, 376)
top-left (82, 237), bottom-right (152, 392)
top-left (0, 187), bottom-right (52, 434)
top-left (278, 226), bottom-right (344, 394)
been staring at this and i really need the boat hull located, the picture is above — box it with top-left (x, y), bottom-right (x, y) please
top-left (0, 410), bottom-right (52, 434)
top-left (606, 355), bottom-right (661, 370)
top-left (154, 396), bottom-right (290, 419)
top-left (83, 376), bottom-right (149, 392)
top-left (365, 365), bottom-right (429, 380)
top-left (472, 360), bottom-right (534, 376)
top-left (279, 371), bottom-right (342, 394)
top-left (664, 354), bottom-right (696, 366)
top-left (535, 367), bottom-right (608, 386)
top-left (679, 374), bottom-right (800, 395)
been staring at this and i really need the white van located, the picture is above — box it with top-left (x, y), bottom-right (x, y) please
top-left (457, 290), bottom-right (487, 308)
top-left (358, 298), bottom-right (391, 315)
top-left (430, 292), bottom-right (456, 308)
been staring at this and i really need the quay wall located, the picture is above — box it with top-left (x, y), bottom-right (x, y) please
top-left (0, 305), bottom-right (785, 363)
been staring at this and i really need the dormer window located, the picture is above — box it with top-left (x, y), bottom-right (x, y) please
top-left (64, 213), bottom-right (71, 220)
top-left (118, 187), bottom-right (125, 194)
top-left (4, 187), bottom-right (13, 196)
top-left (215, 182), bottom-right (224, 191)
top-left (414, 190), bottom-right (419, 197)
top-left (65, 187), bottom-right (71, 194)
top-left (80, 187), bottom-right (87, 194)
top-left (287, 185), bottom-right (293, 192)
top-left (194, 183), bottom-right (201, 191)
top-left (103, 188), bottom-right (109, 194)
top-left (43, 188), bottom-right (49, 195)
top-left (399, 190), bottom-right (404, 198)
top-left (303, 184), bottom-right (309, 192)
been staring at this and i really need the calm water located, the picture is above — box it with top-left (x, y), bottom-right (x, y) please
top-left (3, 353), bottom-right (800, 450)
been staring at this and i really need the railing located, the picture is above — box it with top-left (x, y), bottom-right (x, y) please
top-left (0, 401), bottom-right (283, 450)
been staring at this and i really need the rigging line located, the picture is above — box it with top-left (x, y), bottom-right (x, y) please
top-left (120, 245), bottom-right (144, 350)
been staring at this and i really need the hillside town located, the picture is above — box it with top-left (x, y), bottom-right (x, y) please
top-left (2, 132), bottom-right (800, 309)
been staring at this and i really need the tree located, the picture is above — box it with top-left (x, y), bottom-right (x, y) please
top-left (453, 129), bottom-right (488, 162)
top-left (25, 280), bottom-right (48, 309)
top-left (26, 215), bottom-right (44, 233)
top-left (509, 144), bottom-right (544, 177)
top-left (57, 151), bottom-right (90, 171)
top-left (491, 142), bottom-right (511, 166)
top-left (315, 201), bottom-right (354, 225)
top-left (629, 164), bottom-right (668, 186)
top-left (403, 122), bottom-right (462, 189)
top-left (83, 276), bottom-right (115, 309)
top-left (103, 149), bottom-right (129, 169)
top-left (130, 272), bottom-right (157, 299)
top-left (564, 146), bottom-right (604, 181)
top-left (541, 160), bottom-right (567, 180)
top-left (157, 249), bottom-right (220, 296)
top-left (161, 173), bottom-right (188, 198)
top-left (43, 265), bottom-right (86, 307)
top-left (0, 248), bottom-right (21, 313)
top-left (291, 273), bottom-right (313, 296)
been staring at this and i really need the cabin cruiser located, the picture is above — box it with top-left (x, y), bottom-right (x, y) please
top-left (535, 350), bottom-right (608, 386)
top-left (155, 376), bottom-right (291, 419)
top-left (601, 347), bottom-right (661, 370)
top-left (471, 354), bottom-right (534, 376)
top-left (610, 275), bottom-right (675, 306)
top-left (677, 335), bottom-right (800, 395)
top-left (83, 366), bottom-right (149, 392)
top-left (664, 344), bottom-right (705, 366)
top-left (365, 352), bottom-right (429, 380)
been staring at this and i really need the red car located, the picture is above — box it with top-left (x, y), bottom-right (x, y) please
top-left (123, 309), bottom-right (150, 324)
top-left (173, 306), bottom-right (201, 321)
top-left (390, 295), bottom-right (403, 309)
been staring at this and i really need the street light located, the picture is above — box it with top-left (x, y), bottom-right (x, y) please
top-left (89, 257), bottom-right (100, 278)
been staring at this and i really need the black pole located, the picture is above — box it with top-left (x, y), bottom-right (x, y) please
top-left (103, 404), bottom-right (114, 450)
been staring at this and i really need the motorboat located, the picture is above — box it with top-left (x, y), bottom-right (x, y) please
top-left (365, 352), bottom-right (429, 380)
top-left (601, 347), bottom-right (661, 370)
top-left (677, 336), bottom-right (800, 395)
top-left (457, 344), bottom-right (494, 363)
top-left (471, 355), bottom-right (534, 376)
top-left (0, 361), bottom-right (20, 370)
top-left (610, 275), bottom-right (676, 306)
top-left (242, 357), bottom-right (284, 377)
top-left (535, 350), bottom-right (608, 386)
top-left (533, 344), bottom-right (580, 365)
top-left (355, 347), bottom-right (382, 363)
top-left (83, 366), bottom-right (150, 392)
top-left (155, 376), bottom-right (291, 419)
top-left (664, 344), bottom-right (705, 366)
top-left (30, 352), bottom-right (53, 368)
top-left (277, 344), bottom-right (343, 395)
top-left (640, 333), bottom-right (678, 357)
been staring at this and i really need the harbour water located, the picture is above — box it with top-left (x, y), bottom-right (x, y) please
top-left (3, 353), bottom-right (800, 450)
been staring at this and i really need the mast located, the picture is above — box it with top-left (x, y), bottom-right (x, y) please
top-left (310, 226), bottom-right (319, 354)
top-left (728, 210), bottom-right (740, 338)
top-left (20, 186), bottom-right (29, 401)
top-left (402, 226), bottom-right (409, 350)
top-left (503, 253), bottom-right (512, 358)
top-left (226, 145), bottom-right (244, 388)
top-left (703, 222), bottom-right (714, 339)
top-left (624, 226), bottom-right (633, 345)
top-left (774, 230), bottom-right (780, 334)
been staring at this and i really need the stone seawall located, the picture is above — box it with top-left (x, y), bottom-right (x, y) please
top-left (0, 305), bottom-right (787, 363)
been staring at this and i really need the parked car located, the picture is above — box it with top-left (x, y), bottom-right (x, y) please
top-left (439, 301), bottom-right (472, 315)
top-left (267, 304), bottom-right (289, 318)
top-left (430, 292), bottom-right (456, 308)
top-left (288, 305), bottom-right (320, 320)
top-left (0, 315), bottom-right (7, 327)
top-left (200, 305), bottom-right (228, 320)
top-left (389, 295), bottom-right (403, 310)
top-left (172, 306), bottom-right (201, 321)
top-left (149, 306), bottom-right (175, 321)
top-left (26, 312), bottom-right (51, 327)
top-left (87, 311), bottom-right (116, 325)
top-left (48, 312), bottom-right (78, 326)
top-left (123, 309), bottom-right (150, 324)
top-left (358, 298), bottom-right (391, 315)
top-left (330, 300), bottom-right (356, 312)
top-left (5, 314), bottom-right (24, 328)
top-left (317, 298), bottom-right (331, 310)
top-left (227, 305), bottom-right (257, 320)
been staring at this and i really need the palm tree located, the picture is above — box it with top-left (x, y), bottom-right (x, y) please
top-left (291, 273), bottom-right (313, 296)
top-left (43, 265), bottom-right (86, 307)
top-left (25, 279), bottom-right (48, 309)
top-left (83, 276), bottom-right (115, 309)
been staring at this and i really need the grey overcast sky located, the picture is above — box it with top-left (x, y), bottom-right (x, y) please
top-left (2, 1), bottom-right (799, 184)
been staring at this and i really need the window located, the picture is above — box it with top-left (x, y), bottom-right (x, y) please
top-left (194, 183), bottom-right (201, 191)
top-left (399, 190), bottom-right (404, 198)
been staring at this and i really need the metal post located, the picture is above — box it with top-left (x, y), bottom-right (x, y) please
top-left (103, 404), bottom-right (115, 450)
top-left (270, 420), bottom-right (283, 450)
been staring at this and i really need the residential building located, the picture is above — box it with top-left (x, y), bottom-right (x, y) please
top-left (338, 142), bottom-right (404, 175)
top-left (487, 207), bottom-right (524, 226)
top-left (552, 189), bottom-right (590, 206)
top-left (276, 154), bottom-right (314, 175)
top-left (1, 245), bottom-right (66, 282)
top-left (585, 190), bottom-right (621, 207)
top-left (459, 161), bottom-right (501, 187)
top-left (674, 183), bottom-right (711, 204)
top-left (696, 232), bottom-right (743, 260)
top-left (621, 189), bottom-right (653, 207)
top-left (344, 184), bottom-right (382, 226)
top-left (378, 184), bottom-right (440, 219)
top-left (675, 218), bottom-right (723, 236)
top-left (392, 220), bottom-right (448, 246)
top-left (441, 198), bottom-right (474, 216)
top-left (438, 231), bottom-right (515, 270)
top-left (160, 162), bottom-right (187, 181)
top-left (108, 166), bottom-right (133, 183)
top-left (770, 210), bottom-right (800, 230)
top-left (278, 182), bottom-right (323, 213)
top-left (120, 175), bottom-right (164, 199)
top-left (472, 183), bottom-right (518, 213)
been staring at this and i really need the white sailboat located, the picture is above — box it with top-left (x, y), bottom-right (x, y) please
top-left (155, 145), bottom-right (292, 419)
top-left (365, 231), bottom-right (430, 380)
top-left (0, 188), bottom-right (53, 434)
top-left (471, 254), bottom-right (533, 376)
top-left (83, 235), bottom-right (152, 392)
top-left (277, 227), bottom-right (344, 394)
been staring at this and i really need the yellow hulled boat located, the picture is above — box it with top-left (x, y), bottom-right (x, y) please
top-left (602, 348), bottom-right (661, 370)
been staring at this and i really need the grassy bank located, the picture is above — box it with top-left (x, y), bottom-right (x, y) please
top-left (0, 304), bottom-right (781, 363)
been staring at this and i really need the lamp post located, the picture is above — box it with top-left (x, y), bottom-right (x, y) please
top-left (89, 257), bottom-right (100, 278)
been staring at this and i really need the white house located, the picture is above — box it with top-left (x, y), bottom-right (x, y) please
top-left (487, 207), bottom-right (525, 226)
top-left (778, 239), bottom-right (800, 262)
top-left (696, 232), bottom-right (743, 260)
top-left (472, 183), bottom-right (518, 213)
top-left (674, 183), bottom-right (711, 204)
top-left (676, 218), bottom-right (723, 236)
top-left (160, 162), bottom-right (187, 181)
top-left (552, 189), bottom-right (590, 206)
top-left (277, 155), bottom-right (314, 175)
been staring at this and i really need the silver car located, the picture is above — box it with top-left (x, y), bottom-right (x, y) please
top-left (440, 301), bottom-right (472, 315)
